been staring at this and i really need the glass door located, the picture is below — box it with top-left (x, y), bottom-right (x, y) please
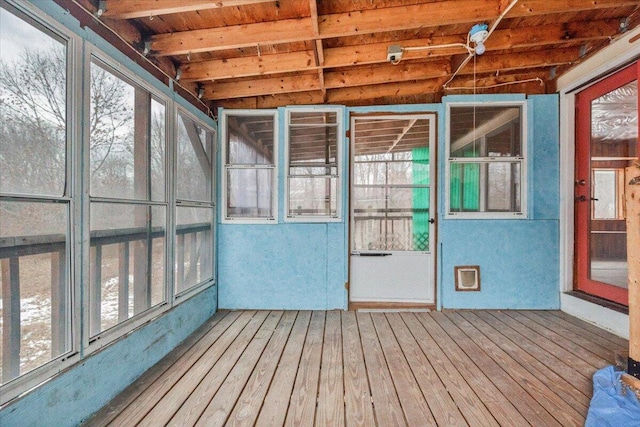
top-left (575, 62), bottom-right (638, 305)
top-left (349, 114), bottom-right (436, 305)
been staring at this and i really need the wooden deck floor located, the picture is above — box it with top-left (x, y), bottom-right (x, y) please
top-left (85, 310), bottom-right (628, 427)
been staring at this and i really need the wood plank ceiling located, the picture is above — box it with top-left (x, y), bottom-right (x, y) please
top-left (71, 0), bottom-right (640, 111)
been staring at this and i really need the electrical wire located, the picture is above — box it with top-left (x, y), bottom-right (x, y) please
top-left (403, 42), bottom-right (473, 54)
top-left (442, 0), bottom-right (519, 90)
top-left (445, 77), bottom-right (545, 91)
top-left (486, 0), bottom-right (519, 40)
top-left (68, 0), bottom-right (214, 118)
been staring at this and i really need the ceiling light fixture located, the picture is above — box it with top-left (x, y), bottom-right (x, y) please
top-left (385, 1), bottom-right (536, 93)
top-left (469, 23), bottom-right (489, 55)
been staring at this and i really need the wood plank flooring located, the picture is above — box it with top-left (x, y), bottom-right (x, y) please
top-left (85, 310), bottom-right (628, 427)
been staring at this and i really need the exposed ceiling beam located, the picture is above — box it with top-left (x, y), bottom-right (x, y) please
top-left (204, 46), bottom-right (574, 102)
top-left (204, 74), bottom-right (321, 100)
top-left (317, 0), bottom-right (500, 37)
top-left (184, 122), bottom-right (212, 182)
top-left (180, 50), bottom-right (316, 82)
top-left (451, 108), bottom-right (520, 152)
top-left (203, 60), bottom-right (449, 100)
top-left (326, 78), bottom-right (446, 104)
top-left (101, 0), bottom-right (275, 20)
top-left (324, 60), bottom-right (451, 89)
top-left (318, 0), bottom-right (637, 36)
top-left (211, 66), bottom-right (558, 107)
top-left (212, 77), bottom-right (447, 108)
top-left (180, 20), bottom-right (616, 82)
top-left (456, 47), bottom-right (579, 75)
top-left (150, 19), bottom-right (316, 56)
top-left (148, 0), bottom-right (633, 57)
top-left (227, 117), bottom-right (272, 159)
top-left (309, 0), bottom-right (326, 97)
top-left (212, 91), bottom-right (328, 109)
top-left (446, 70), bottom-right (550, 89)
top-left (387, 119), bottom-right (418, 154)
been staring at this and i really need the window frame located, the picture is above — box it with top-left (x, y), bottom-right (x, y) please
top-left (284, 107), bottom-right (343, 222)
top-left (82, 44), bottom-right (173, 352)
top-left (591, 167), bottom-right (626, 220)
top-left (221, 109), bottom-right (278, 224)
top-left (0, 1), bottom-right (219, 405)
top-left (174, 106), bottom-right (216, 298)
top-left (0, 0), bottom-right (82, 405)
top-left (445, 101), bottom-right (528, 219)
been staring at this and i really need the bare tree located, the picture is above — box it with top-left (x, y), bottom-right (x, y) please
top-left (0, 48), bottom-right (67, 195)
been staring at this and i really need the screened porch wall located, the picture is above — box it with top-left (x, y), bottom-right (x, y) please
top-left (217, 97), bottom-right (560, 311)
top-left (439, 94), bottom-right (561, 309)
top-left (0, 1), bottom-right (218, 425)
top-left (217, 106), bottom-right (349, 310)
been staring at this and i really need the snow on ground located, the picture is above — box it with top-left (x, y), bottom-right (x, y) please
top-left (0, 276), bottom-right (124, 377)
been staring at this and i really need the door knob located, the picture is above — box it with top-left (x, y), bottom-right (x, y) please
top-left (575, 195), bottom-right (587, 202)
top-left (575, 179), bottom-right (586, 186)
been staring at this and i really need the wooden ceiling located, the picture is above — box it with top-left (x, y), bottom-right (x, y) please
top-left (70, 0), bottom-right (640, 112)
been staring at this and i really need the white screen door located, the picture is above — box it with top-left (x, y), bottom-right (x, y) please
top-left (350, 114), bottom-right (436, 305)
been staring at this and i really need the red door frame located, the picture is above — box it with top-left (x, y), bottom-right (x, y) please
top-left (575, 62), bottom-right (639, 306)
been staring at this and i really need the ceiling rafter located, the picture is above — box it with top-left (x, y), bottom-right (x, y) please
top-left (84, 0), bottom-right (640, 109)
top-left (180, 50), bottom-right (317, 82)
top-left (179, 19), bottom-right (618, 82)
top-left (203, 60), bottom-right (450, 100)
top-left (456, 47), bottom-right (579, 75)
top-left (205, 74), bottom-right (322, 100)
top-left (387, 119), bottom-right (418, 154)
top-left (326, 77), bottom-right (448, 104)
top-left (203, 47), bottom-right (576, 102)
top-left (324, 60), bottom-right (451, 89)
top-left (309, 0), bottom-right (326, 99)
top-left (147, 0), bottom-right (637, 56)
top-left (149, 19), bottom-right (316, 56)
top-left (101, 0), bottom-right (275, 20)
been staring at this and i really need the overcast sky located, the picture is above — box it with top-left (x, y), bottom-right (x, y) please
top-left (1, 6), bottom-right (63, 63)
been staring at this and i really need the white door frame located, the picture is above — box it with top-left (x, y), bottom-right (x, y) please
top-left (348, 113), bottom-right (437, 307)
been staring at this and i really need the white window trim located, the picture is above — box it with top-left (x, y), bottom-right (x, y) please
top-left (284, 106), bottom-right (343, 223)
top-left (83, 43), bottom-right (174, 353)
top-left (0, 0), bottom-right (84, 405)
top-left (1, 1), bottom-right (221, 406)
top-left (174, 106), bottom-right (217, 298)
top-left (444, 100), bottom-right (528, 219)
top-left (221, 109), bottom-right (278, 224)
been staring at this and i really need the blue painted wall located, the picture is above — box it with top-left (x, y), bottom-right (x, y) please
top-left (218, 223), bottom-right (346, 309)
top-left (218, 106), bottom-right (349, 309)
top-left (0, 286), bottom-right (217, 427)
top-left (219, 96), bottom-right (560, 310)
top-left (438, 94), bottom-right (560, 309)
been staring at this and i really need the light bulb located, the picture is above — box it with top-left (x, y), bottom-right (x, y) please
top-left (474, 41), bottom-right (486, 55)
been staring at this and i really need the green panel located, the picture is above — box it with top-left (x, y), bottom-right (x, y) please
top-left (412, 147), bottom-right (429, 251)
top-left (462, 163), bottom-right (480, 211)
top-left (450, 163), bottom-right (461, 211)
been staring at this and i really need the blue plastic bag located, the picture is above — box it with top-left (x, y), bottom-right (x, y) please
top-left (586, 366), bottom-right (640, 427)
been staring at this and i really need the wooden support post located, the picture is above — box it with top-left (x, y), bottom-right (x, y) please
top-left (623, 164), bottom-right (640, 391)
top-left (133, 235), bottom-right (150, 314)
top-left (185, 232), bottom-right (198, 286)
top-left (50, 249), bottom-right (67, 357)
top-left (118, 242), bottom-right (130, 322)
top-left (1, 256), bottom-right (21, 382)
top-left (202, 228), bottom-right (212, 279)
top-left (177, 233), bottom-right (185, 292)
top-left (90, 245), bottom-right (102, 337)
